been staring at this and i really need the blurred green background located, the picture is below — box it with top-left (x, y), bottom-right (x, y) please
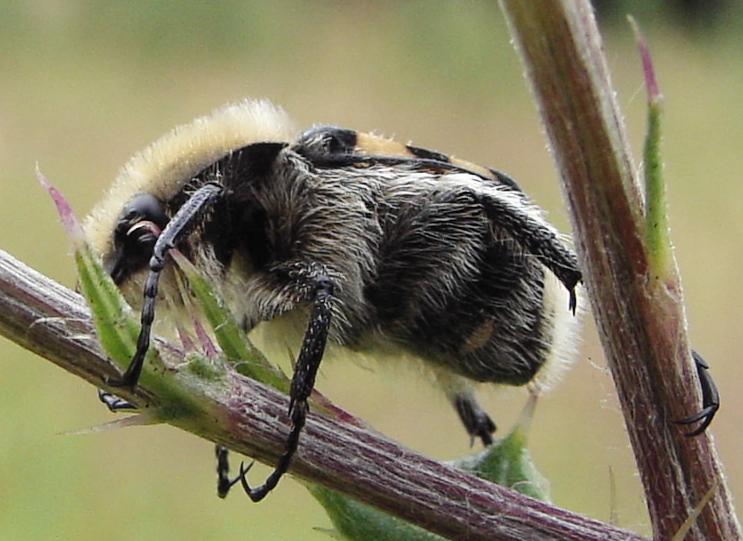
top-left (1, 1), bottom-right (741, 539)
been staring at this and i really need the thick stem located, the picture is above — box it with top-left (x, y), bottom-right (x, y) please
top-left (0, 248), bottom-right (647, 541)
top-left (499, 2), bottom-right (740, 540)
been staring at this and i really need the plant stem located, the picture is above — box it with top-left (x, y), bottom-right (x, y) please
top-left (500, 2), bottom-right (741, 539)
top-left (0, 247), bottom-right (647, 541)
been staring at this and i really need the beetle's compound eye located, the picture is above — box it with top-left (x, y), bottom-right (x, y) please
top-left (121, 193), bottom-right (168, 226)
top-left (106, 193), bottom-right (168, 284)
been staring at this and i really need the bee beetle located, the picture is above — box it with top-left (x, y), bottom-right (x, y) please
top-left (84, 98), bottom-right (587, 501)
top-left (86, 99), bottom-right (583, 500)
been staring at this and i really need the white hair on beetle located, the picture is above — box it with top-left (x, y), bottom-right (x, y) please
top-left (84, 99), bottom-right (295, 257)
top-left (528, 275), bottom-right (584, 393)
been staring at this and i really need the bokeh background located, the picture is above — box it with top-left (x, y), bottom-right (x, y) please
top-left (1, 1), bottom-right (742, 539)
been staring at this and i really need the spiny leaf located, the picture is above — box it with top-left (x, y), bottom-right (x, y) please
top-left (453, 393), bottom-right (549, 501)
top-left (40, 174), bottom-right (205, 418)
top-left (170, 250), bottom-right (288, 392)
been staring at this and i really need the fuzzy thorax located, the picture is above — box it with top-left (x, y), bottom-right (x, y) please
top-left (84, 100), bottom-right (295, 262)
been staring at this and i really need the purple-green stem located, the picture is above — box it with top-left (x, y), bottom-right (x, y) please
top-left (500, 2), bottom-right (740, 540)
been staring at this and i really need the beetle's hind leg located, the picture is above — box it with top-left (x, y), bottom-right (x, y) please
top-left (452, 391), bottom-right (496, 446)
top-left (216, 445), bottom-right (242, 498)
top-left (97, 388), bottom-right (136, 412)
top-left (436, 372), bottom-right (496, 447)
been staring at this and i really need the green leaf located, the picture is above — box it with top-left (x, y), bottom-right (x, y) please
top-left (41, 172), bottom-right (213, 419)
top-left (453, 394), bottom-right (549, 501)
top-left (309, 486), bottom-right (446, 541)
top-left (39, 167), bottom-right (139, 367)
top-left (629, 16), bottom-right (671, 276)
top-left (169, 250), bottom-right (289, 392)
